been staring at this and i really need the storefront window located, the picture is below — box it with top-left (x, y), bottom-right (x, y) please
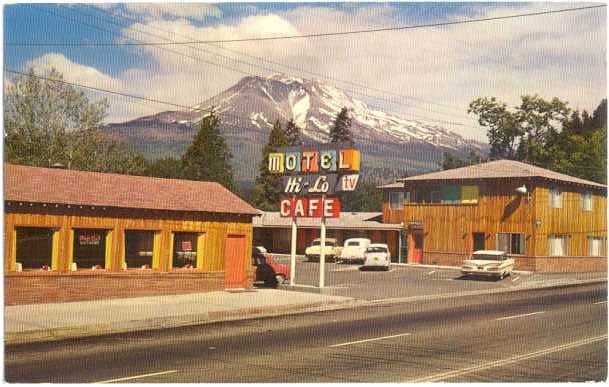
top-left (125, 230), bottom-right (155, 269)
top-left (73, 229), bottom-right (107, 269)
top-left (497, 233), bottom-right (525, 255)
top-left (173, 232), bottom-right (198, 268)
top-left (16, 227), bottom-right (54, 270)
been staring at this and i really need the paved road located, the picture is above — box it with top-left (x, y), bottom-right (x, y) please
top-left (5, 282), bottom-right (606, 383)
top-left (275, 255), bottom-right (606, 300)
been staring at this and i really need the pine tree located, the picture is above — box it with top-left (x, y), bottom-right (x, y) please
top-left (329, 107), bottom-right (354, 146)
top-left (284, 119), bottom-right (302, 146)
top-left (181, 111), bottom-right (235, 190)
top-left (252, 120), bottom-right (289, 210)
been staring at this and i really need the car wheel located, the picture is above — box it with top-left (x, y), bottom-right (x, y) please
top-left (384, 266), bottom-right (390, 271)
top-left (275, 274), bottom-right (286, 285)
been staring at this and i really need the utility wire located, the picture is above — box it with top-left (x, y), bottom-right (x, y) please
top-left (87, 4), bottom-right (468, 116)
top-left (24, 5), bottom-right (468, 125)
top-left (6, 4), bottom-right (605, 46)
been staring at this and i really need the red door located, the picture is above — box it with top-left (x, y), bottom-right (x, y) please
top-left (408, 231), bottom-right (424, 264)
top-left (224, 235), bottom-right (247, 288)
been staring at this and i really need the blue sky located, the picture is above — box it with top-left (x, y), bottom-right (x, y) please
top-left (3, 2), bottom-right (606, 140)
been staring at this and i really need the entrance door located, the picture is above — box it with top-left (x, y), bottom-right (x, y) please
top-left (409, 231), bottom-right (424, 264)
top-left (473, 232), bottom-right (485, 252)
top-left (224, 235), bottom-right (247, 288)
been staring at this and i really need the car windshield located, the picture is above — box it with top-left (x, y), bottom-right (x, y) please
top-left (366, 247), bottom-right (387, 253)
top-left (312, 240), bottom-right (334, 246)
top-left (472, 254), bottom-right (505, 261)
top-left (347, 241), bottom-right (360, 246)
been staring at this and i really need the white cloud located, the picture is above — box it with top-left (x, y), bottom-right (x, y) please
top-left (20, 3), bottom-right (607, 141)
top-left (97, 3), bottom-right (222, 22)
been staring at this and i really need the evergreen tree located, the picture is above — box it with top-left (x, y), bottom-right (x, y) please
top-left (329, 107), bottom-right (354, 146)
top-left (181, 111), bottom-right (235, 190)
top-left (252, 120), bottom-right (289, 210)
top-left (4, 68), bottom-right (146, 175)
top-left (284, 119), bottom-right (302, 146)
top-left (145, 157), bottom-right (183, 179)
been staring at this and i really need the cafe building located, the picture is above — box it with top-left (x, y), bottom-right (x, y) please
top-left (4, 163), bottom-right (258, 305)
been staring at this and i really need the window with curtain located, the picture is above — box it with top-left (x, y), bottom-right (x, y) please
top-left (588, 237), bottom-right (606, 257)
top-left (441, 185), bottom-right (460, 204)
top-left (389, 192), bottom-right (404, 210)
top-left (582, 192), bottom-right (593, 212)
top-left (496, 233), bottom-right (524, 255)
top-left (549, 188), bottom-right (562, 208)
top-left (461, 185), bottom-right (479, 204)
top-left (549, 235), bottom-right (568, 256)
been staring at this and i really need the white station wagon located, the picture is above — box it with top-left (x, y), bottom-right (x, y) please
top-left (461, 250), bottom-right (514, 280)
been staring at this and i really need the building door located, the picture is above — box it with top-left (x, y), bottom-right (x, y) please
top-left (473, 232), bottom-right (485, 252)
top-left (224, 234), bottom-right (247, 288)
top-left (409, 231), bottom-right (424, 264)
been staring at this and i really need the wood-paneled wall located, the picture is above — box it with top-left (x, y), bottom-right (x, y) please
top-left (4, 205), bottom-right (253, 276)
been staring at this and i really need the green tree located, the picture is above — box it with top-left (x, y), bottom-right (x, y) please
top-left (145, 157), bottom-right (183, 179)
top-left (181, 111), bottom-right (234, 190)
top-left (329, 107), bottom-right (354, 146)
top-left (4, 68), bottom-right (146, 175)
top-left (339, 179), bottom-right (383, 212)
top-left (284, 119), bottom-right (302, 146)
top-left (252, 120), bottom-right (289, 210)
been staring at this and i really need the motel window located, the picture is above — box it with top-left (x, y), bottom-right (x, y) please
top-left (389, 192), bottom-right (404, 210)
top-left (461, 185), bottom-right (479, 204)
top-left (125, 230), bottom-right (155, 269)
top-left (582, 192), bottom-right (593, 212)
top-left (173, 232), bottom-right (199, 269)
top-left (430, 190), bottom-right (442, 203)
top-left (440, 185), bottom-right (460, 204)
top-left (497, 233), bottom-right (525, 255)
top-left (588, 237), bottom-right (606, 257)
top-left (549, 235), bottom-right (569, 256)
top-left (415, 186), bottom-right (441, 203)
top-left (73, 229), bottom-right (107, 269)
top-left (549, 188), bottom-right (562, 208)
top-left (15, 227), bottom-right (54, 270)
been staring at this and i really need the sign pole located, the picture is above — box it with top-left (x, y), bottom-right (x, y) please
top-left (290, 196), bottom-right (297, 286)
top-left (319, 194), bottom-right (326, 289)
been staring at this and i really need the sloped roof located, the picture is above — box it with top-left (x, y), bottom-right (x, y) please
top-left (253, 211), bottom-right (402, 230)
top-left (377, 181), bottom-right (403, 189)
top-left (396, 159), bottom-right (606, 190)
top-left (4, 164), bottom-right (259, 215)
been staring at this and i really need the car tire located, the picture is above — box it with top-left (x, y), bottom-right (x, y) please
top-left (275, 274), bottom-right (286, 285)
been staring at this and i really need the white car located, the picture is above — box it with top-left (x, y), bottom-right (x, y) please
top-left (461, 250), bottom-right (514, 280)
top-left (338, 238), bottom-right (371, 264)
top-left (360, 244), bottom-right (391, 271)
top-left (305, 238), bottom-right (342, 262)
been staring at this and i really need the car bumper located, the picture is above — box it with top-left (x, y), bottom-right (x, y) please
top-left (461, 269), bottom-right (502, 277)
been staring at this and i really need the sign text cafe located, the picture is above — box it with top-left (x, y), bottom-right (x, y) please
top-left (268, 144), bottom-right (361, 288)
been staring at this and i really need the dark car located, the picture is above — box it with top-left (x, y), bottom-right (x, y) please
top-left (252, 247), bottom-right (290, 287)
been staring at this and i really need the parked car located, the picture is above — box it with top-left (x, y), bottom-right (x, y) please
top-left (305, 238), bottom-right (342, 262)
top-left (252, 246), bottom-right (290, 287)
top-left (360, 243), bottom-right (391, 271)
top-left (337, 238), bottom-right (371, 264)
top-left (461, 250), bottom-right (514, 280)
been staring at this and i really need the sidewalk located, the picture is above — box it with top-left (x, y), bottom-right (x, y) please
top-left (5, 289), bottom-right (361, 345)
top-left (5, 277), bottom-right (606, 345)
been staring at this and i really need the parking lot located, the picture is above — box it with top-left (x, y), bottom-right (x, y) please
top-left (271, 254), bottom-right (606, 301)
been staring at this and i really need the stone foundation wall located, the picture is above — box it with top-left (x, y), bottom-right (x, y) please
top-left (4, 270), bottom-right (235, 305)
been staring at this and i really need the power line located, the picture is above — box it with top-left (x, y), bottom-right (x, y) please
top-left (23, 5), bottom-right (469, 125)
top-left (86, 4), bottom-right (469, 117)
top-left (7, 4), bottom-right (605, 46)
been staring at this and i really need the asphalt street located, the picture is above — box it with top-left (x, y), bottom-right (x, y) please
top-left (5, 282), bottom-right (607, 383)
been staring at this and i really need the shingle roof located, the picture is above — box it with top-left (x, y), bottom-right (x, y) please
top-left (253, 211), bottom-right (402, 230)
top-left (396, 159), bottom-right (606, 190)
top-left (4, 164), bottom-right (259, 215)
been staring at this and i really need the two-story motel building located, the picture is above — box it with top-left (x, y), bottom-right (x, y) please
top-left (380, 160), bottom-right (607, 272)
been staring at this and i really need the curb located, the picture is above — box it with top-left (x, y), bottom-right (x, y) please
top-left (6, 278), bottom-right (605, 345)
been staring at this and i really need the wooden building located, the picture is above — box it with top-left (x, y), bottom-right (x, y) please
top-left (380, 160), bottom-right (607, 272)
top-left (253, 212), bottom-right (404, 262)
top-left (4, 164), bottom-right (258, 305)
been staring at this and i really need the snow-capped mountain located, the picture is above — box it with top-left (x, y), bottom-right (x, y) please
top-left (105, 75), bottom-right (487, 183)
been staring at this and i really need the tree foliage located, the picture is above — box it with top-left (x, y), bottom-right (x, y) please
top-left (469, 95), bottom-right (606, 183)
top-left (4, 68), bottom-right (146, 175)
top-left (181, 111), bottom-right (235, 190)
top-left (252, 120), bottom-right (289, 211)
top-left (329, 107), bottom-right (354, 146)
top-left (284, 118), bottom-right (302, 146)
top-left (440, 151), bottom-right (485, 170)
top-left (339, 179), bottom-right (383, 212)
